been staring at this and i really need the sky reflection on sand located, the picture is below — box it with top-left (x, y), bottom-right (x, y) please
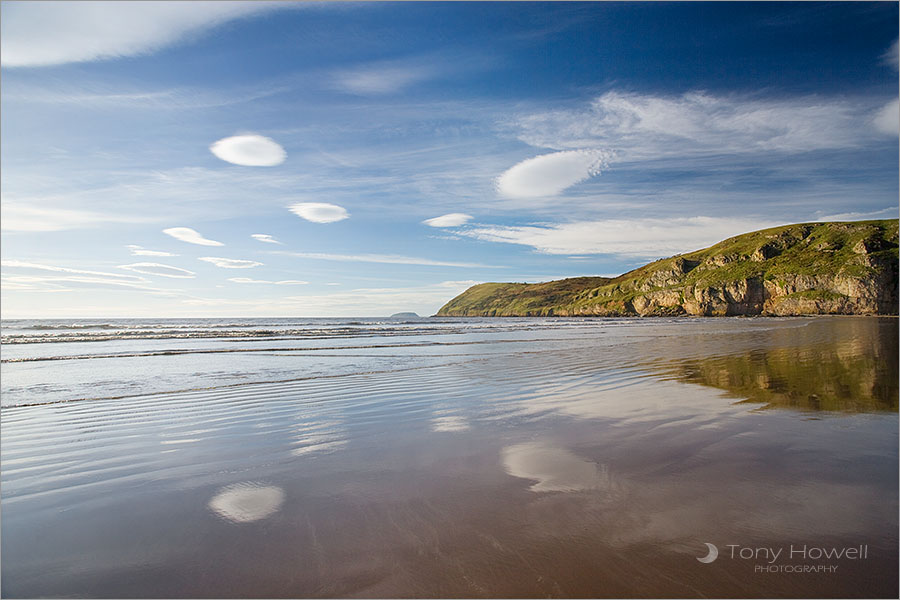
top-left (1, 318), bottom-right (896, 598)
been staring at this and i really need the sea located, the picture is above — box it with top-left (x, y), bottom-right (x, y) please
top-left (1, 316), bottom-right (897, 598)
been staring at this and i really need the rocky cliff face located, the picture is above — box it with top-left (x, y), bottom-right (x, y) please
top-left (437, 220), bottom-right (899, 317)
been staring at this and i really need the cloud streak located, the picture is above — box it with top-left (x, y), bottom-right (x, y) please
top-left (511, 91), bottom-right (893, 159)
top-left (251, 234), bottom-right (283, 245)
top-left (198, 257), bottom-right (263, 269)
top-left (1, 202), bottom-right (149, 232)
top-left (1, 1), bottom-right (288, 67)
top-left (2, 259), bottom-right (141, 280)
top-left (126, 245), bottom-right (178, 257)
top-left (463, 216), bottom-right (782, 259)
top-left (118, 262), bottom-right (196, 278)
top-left (273, 251), bottom-right (503, 268)
top-left (1, 260), bottom-right (181, 292)
top-left (882, 38), bottom-right (899, 71)
top-left (228, 277), bottom-right (308, 285)
top-left (331, 64), bottom-right (435, 95)
top-left (163, 227), bottom-right (224, 246)
top-left (178, 280), bottom-right (482, 317)
top-left (873, 99), bottom-right (899, 136)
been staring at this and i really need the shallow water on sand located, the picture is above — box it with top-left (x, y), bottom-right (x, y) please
top-left (1, 316), bottom-right (897, 598)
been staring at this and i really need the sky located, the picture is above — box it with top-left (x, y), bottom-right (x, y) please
top-left (1, 1), bottom-right (897, 318)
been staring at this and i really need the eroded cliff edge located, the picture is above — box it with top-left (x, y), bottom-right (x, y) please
top-left (437, 220), bottom-right (899, 317)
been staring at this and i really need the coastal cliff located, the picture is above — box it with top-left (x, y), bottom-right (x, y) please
top-left (437, 220), bottom-right (899, 317)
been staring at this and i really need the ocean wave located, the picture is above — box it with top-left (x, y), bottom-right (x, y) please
top-left (0, 336), bottom-right (578, 363)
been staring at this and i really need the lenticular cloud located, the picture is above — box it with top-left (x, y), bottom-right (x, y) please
top-left (423, 213), bottom-right (473, 227)
top-left (496, 149), bottom-right (613, 198)
top-left (251, 234), bottom-right (282, 244)
top-left (162, 227), bottom-right (224, 246)
top-left (198, 257), bottom-right (263, 269)
top-left (117, 262), bottom-right (196, 279)
top-left (288, 202), bottom-right (349, 223)
top-left (210, 134), bottom-right (286, 167)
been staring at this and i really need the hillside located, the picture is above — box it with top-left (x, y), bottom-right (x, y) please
top-left (437, 220), bottom-right (899, 317)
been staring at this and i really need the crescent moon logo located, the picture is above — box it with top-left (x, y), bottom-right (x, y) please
top-left (697, 542), bottom-right (719, 563)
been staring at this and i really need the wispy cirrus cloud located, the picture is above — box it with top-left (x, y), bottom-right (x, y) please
top-left (1, 202), bottom-right (149, 232)
top-left (510, 91), bottom-right (895, 159)
top-left (118, 262), bottom-right (196, 279)
top-left (210, 134), bottom-right (287, 167)
top-left (423, 213), bottom-right (473, 227)
top-left (813, 207), bottom-right (899, 222)
top-left (0, 1), bottom-right (290, 67)
top-left (162, 227), bottom-right (224, 246)
top-left (2, 259), bottom-right (140, 279)
top-left (331, 64), bottom-right (435, 95)
top-left (462, 216), bottom-right (782, 259)
top-left (228, 277), bottom-right (308, 285)
top-left (872, 99), bottom-right (899, 136)
top-left (0, 259), bottom-right (180, 292)
top-left (126, 245), bottom-right (178, 257)
top-left (199, 257), bottom-right (263, 269)
top-left (2, 80), bottom-right (295, 111)
top-left (251, 234), bottom-right (283, 245)
top-left (881, 38), bottom-right (899, 71)
top-left (328, 49), bottom-right (499, 96)
top-left (272, 251), bottom-right (503, 268)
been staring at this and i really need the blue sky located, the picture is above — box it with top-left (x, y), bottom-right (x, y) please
top-left (1, 1), bottom-right (897, 318)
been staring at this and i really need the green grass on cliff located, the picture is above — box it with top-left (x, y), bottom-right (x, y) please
top-left (436, 277), bottom-right (611, 316)
top-left (436, 220), bottom-right (899, 316)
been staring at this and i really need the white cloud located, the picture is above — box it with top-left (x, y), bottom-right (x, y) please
top-left (511, 91), bottom-right (886, 159)
top-left (273, 251), bottom-right (501, 268)
top-left (331, 64), bottom-right (433, 95)
top-left (872, 98), bottom-right (899, 136)
top-left (496, 150), bottom-right (612, 198)
top-left (288, 202), bottom-right (349, 223)
top-left (462, 216), bottom-right (781, 258)
top-left (882, 38), bottom-right (899, 71)
top-left (814, 207), bottom-right (899, 222)
top-left (251, 233), bottom-right (283, 245)
top-left (210, 134), bottom-right (287, 167)
top-left (198, 257), bottom-right (263, 269)
top-left (0, 276), bottom-right (73, 293)
top-left (1, 259), bottom-right (142, 279)
top-left (423, 213), bottom-right (474, 227)
top-left (1, 1), bottom-right (287, 67)
top-left (162, 227), bottom-right (224, 246)
top-left (435, 280), bottom-right (481, 288)
top-left (178, 280), bottom-right (479, 317)
top-left (2, 274), bottom-right (157, 292)
top-left (1, 202), bottom-right (148, 232)
top-left (118, 262), bottom-right (196, 279)
top-left (126, 245), bottom-right (178, 257)
top-left (228, 277), bottom-right (308, 285)
top-left (0, 260), bottom-right (181, 292)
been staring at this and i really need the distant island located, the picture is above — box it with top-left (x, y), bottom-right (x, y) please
top-left (390, 312), bottom-right (421, 318)
top-left (437, 220), bottom-right (899, 317)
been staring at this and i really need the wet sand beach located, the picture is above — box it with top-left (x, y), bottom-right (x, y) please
top-left (1, 316), bottom-right (897, 598)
